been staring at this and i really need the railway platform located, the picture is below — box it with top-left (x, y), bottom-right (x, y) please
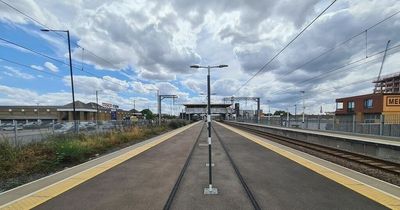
top-left (0, 121), bottom-right (399, 210)
top-left (227, 121), bottom-right (400, 163)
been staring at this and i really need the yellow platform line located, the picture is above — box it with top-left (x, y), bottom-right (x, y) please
top-left (217, 122), bottom-right (400, 210)
top-left (0, 122), bottom-right (199, 210)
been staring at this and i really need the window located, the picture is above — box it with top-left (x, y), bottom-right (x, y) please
top-left (364, 99), bottom-right (373, 108)
top-left (348, 101), bottom-right (355, 112)
top-left (336, 102), bottom-right (343, 110)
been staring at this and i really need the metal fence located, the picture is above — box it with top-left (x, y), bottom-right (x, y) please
top-left (234, 113), bottom-right (400, 138)
top-left (0, 119), bottom-right (174, 146)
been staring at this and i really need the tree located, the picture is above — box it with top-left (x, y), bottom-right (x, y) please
top-left (141, 109), bottom-right (155, 120)
top-left (273, 110), bottom-right (291, 116)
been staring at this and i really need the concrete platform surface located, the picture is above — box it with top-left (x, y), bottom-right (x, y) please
top-left (212, 123), bottom-right (389, 210)
top-left (1, 121), bottom-right (399, 210)
top-left (31, 123), bottom-right (203, 210)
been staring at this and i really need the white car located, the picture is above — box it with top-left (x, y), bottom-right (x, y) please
top-left (54, 125), bottom-right (74, 134)
top-left (2, 126), bottom-right (23, 131)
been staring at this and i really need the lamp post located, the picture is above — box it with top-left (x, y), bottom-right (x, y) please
top-left (41, 29), bottom-right (77, 132)
top-left (96, 90), bottom-right (99, 131)
top-left (190, 64), bottom-right (228, 195)
top-left (267, 100), bottom-right (271, 125)
top-left (300, 91), bottom-right (305, 128)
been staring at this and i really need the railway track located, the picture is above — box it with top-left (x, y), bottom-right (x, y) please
top-left (225, 121), bottom-right (400, 180)
top-left (163, 122), bottom-right (261, 210)
top-left (163, 122), bottom-right (204, 210)
top-left (212, 125), bottom-right (261, 210)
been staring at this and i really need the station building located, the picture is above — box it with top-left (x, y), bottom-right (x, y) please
top-left (335, 73), bottom-right (400, 123)
top-left (0, 101), bottom-right (132, 123)
top-left (183, 104), bottom-right (232, 120)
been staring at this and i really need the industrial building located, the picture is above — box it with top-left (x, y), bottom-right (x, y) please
top-left (0, 101), bottom-right (132, 123)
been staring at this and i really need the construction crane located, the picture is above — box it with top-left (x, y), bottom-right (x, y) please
top-left (374, 40), bottom-right (391, 94)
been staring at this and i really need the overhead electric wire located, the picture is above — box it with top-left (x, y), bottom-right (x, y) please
top-left (309, 76), bottom-right (377, 96)
top-left (0, 0), bottom-right (131, 77)
top-left (298, 44), bottom-right (400, 85)
top-left (0, 37), bottom-right (128, 88)
top-left (0, 0), bottom-right (67, 40)
top-left (235, 0), bottom-right (337, 93)
top-left (0, 37), bottom-right (70, 66)
top-left (0, 57), bottom-right (64, 78)
top-left (236, 7), bottom-right (399, 95)
top-left (282, 10), bottom-right (400, 77)
top-left (268, 44), bottom-right (400, 96)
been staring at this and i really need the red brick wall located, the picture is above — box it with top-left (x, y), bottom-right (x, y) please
top-left (335, 94), bottom-right (383, 115)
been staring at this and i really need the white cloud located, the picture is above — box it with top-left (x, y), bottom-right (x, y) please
top-left (44, 62), bottom-right (59, 72)
top-left (3, 66), bottom-right (35, 80)
top-left (1, 0), bottom-right (400, 113)
top-left (31, 65), bottom-right (44, 70)
top-left (62, 75), bottom-right (129, 95)
top-left (182, 79), bottom-right (205, 93)
top-left (130, 81), bottom-right (158, 94)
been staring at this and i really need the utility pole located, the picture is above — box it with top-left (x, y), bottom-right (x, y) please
top-left (286, 107), bottom-right (290, 127)
top-left (300, 91), bottom-right (305, 128)
top-left (157, 90), bottom-right (161, 125)
top-left (36, 103), bottom-right (40, 123)
top-left (96, 90), bottom-right (99, 124)
top-left (294, 104), bottom-right (297, 124)
top-left (267, 100), bottom-right (271, 125)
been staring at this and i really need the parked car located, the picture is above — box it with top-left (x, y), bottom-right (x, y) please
top-left (54, 125), bottom-right (74, 134)
top-left (23, 122), bottom-right (39, 129)
top-left (2, 126), bottom-right (23, 131)
top-left (85, 122), bottom-right (97, 130)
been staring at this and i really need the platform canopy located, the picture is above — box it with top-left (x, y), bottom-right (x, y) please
top-left (183, 103), bottom-right (232, 114)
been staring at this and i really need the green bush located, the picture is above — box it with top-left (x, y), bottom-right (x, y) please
top-left (55, 140), bottom-right (91, 164)
top-left (167, 119), bottom-right (188, 129)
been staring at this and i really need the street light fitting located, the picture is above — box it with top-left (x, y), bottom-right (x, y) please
top-left (200, 92), bottom-right (216, 96)
top-left (218, 64), bottom-right (228, 68)
top-left (41, 28), bottom-right (68, 33)
top-left (190, 65), bottom-right (200, 68)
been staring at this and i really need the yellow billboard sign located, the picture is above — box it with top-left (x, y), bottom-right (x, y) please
top-left (383, 95), bottom-right (400, 112)
top-left (387, 96), bottom-right (400, 106)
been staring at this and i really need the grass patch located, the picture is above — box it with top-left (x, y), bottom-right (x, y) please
top-left (0, 120), bottom-right (188, 192)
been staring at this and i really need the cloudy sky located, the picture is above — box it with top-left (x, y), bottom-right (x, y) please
top-left (0, 0), bottom-right (399, 114)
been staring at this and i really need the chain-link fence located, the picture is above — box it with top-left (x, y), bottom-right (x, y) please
top-left (0, 119), bottom-right (179, 146)
top-left (233, 113), bottom-right (400, 138)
